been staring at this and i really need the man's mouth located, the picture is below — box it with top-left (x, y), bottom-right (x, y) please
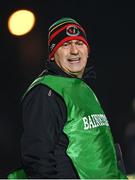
top-left (68, 57), bottom-right (80, 63)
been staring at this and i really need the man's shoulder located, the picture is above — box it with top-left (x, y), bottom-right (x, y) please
top-left (22, 71), bottom-right (50, 100)
top-left (22, 83), bottom-right (51, 102)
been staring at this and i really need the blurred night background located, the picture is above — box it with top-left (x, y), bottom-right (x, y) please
top-left (0, 0), bottom-right (135, 178)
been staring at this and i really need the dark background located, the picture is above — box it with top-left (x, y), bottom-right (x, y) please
top-left (0, 0), bottom-right (135, 178)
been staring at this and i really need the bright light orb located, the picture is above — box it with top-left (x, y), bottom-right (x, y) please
top-left (8, 9), bottom-right (35, 36)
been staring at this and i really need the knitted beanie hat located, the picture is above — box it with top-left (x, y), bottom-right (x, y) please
top-left (48, 17), bottom-right (89, 59)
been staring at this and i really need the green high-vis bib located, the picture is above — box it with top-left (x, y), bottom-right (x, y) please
top-left (8, 169), bottom-right (27, 179)
top-left (23, 75), bottom-right (127, 179)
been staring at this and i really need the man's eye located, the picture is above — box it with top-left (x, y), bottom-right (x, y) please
top-left (77, 41), bottom-right (84, 45)
top-left (63, 42), bottom-right (69, 46)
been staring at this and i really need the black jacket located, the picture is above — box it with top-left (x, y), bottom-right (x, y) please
top-left (21, 61), bottom-right (125, 178)
top-left (21, 61), bottom-right (81, 178)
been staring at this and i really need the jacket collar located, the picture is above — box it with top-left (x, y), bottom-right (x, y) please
top-left (43, 60), bottom-right (96, 80)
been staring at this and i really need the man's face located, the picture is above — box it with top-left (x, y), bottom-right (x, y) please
top-left (51, 40), bottom-right (89, 78)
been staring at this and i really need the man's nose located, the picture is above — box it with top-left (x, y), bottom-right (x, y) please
top-left (70, 43), bottom-right (79, 54)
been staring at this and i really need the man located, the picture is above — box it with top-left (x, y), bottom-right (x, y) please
top-left (21, 17), bottom-right (127, 179)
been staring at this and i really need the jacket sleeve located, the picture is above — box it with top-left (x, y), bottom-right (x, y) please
top-left (115, 143), bottom-right (126, 174)
top-left (21, 84), bottom-right (66, 178)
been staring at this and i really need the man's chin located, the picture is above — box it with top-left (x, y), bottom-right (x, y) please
top-left (68, 70), bottom-right (83, 78)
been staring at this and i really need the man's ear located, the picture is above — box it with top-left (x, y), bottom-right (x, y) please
top-left (50, 57), bottom-right (54, 61)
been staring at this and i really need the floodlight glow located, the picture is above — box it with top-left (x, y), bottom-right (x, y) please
top-left (8, 9), bottom-right (36, 36)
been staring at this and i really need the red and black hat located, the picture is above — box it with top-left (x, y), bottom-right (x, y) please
top-left (48, 17), bottom-right (89, 59)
